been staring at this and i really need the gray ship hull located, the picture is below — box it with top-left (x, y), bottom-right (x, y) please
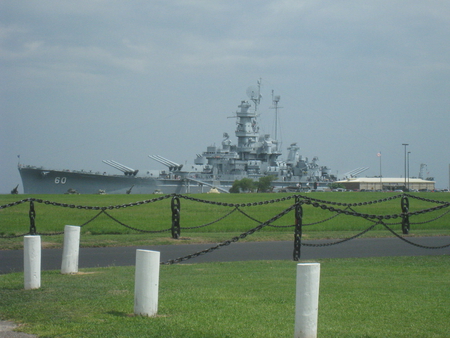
top-left (18, 166), bottom-right (216, 194)
top-left (18, 166), bottom-right (323, 194)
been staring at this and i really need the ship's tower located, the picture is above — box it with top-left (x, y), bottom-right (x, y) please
top-left (235, 100), bottom-right (259, 156)
top-left (234, 80), bottom-right (282, 164)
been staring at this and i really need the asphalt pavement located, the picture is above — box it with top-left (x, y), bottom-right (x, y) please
top-left (1, 236), bottom-right (449, 274)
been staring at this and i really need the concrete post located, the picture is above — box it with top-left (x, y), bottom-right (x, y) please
top-left (294, 263), bottom-right (321, 338)
top-left (24, 235), bottom-right (41, 290)
top-left (61, 225), bottom-right (81, 274)
top-left (134, 250), bottom-right (160, 316)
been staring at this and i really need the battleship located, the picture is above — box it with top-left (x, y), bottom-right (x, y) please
top-left (18, 81), bottom-right (336, 194)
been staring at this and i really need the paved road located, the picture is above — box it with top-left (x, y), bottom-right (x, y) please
top-left (1, 236), bottom-right (449, 274)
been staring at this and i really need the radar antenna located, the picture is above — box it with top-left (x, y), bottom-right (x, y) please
top-left (246, 78), bottom-right (262, 113)
top-left (270, 90), bottom-right (283, 151)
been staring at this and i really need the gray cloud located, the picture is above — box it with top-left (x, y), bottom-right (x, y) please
top-left (1, 0), bottom-right (449, 193)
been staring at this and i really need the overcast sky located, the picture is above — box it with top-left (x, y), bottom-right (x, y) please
top-left (1, 0), bottom-right (450, 194)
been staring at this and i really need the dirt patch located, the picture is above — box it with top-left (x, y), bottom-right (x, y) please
top-left (0, 320), bottom-right (37, 338)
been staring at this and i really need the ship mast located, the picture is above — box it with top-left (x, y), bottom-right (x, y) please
top-left (246, 78), bottom-right (262, 113)
top-left (270, 90), bottom-right (283, 151)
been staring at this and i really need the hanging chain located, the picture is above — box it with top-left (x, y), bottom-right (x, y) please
top-left (171, 196), bottom-right (181, 239)
top-left (28, 200), bottom-right (36, 235)
top-left (401, 195), bottom-right (410, 234)
top-left (293, 196), bottom-right (303, 261)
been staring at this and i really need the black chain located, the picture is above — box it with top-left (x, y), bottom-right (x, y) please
top-left (28, 200), bottom-right (36, 235)
top-left (293, 197), bottom-right (303, 261)
top-left (177, 193), bottom-right (295, 207)
top-left (0, 232), bottom-right (30, 239)
top-left (302, 222), bottom-right (379, 247)
top-left (161, 204), bottom-right (297, 265)
top-left (401, 195), bottom-right (410, 234)
top-left (0, 198), bottom-right (32, 209)
top-left (2, 194), bottom-right (449, 256)
top-left (381, 221), bottom-right (450, 249)
top-left (303, 198), bottom-right (396, 221)
top-left (180, 207), bottom-right (238, 230)
top-left (405, 193), bottom-right (450, 205)
top-left (102, 211), bottom-right (172, 233)
top-left (296, 193), bottom-right (403, 208)
top-left (410, 208), bottom-right (450, 225)
top-left (79, 210), bottom-right (106, 227)
top-left (171, 196), bottom-right (181, 239)
top-left (235, 207), bottom-right (294, 228)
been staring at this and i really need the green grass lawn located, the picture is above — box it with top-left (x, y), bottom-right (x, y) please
top-left (1, 193), bottom-right (449, 337)
top-left (1, 256), bottom-right (449, 337)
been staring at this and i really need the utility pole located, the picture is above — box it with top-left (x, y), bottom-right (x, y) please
top-left (402, 143), bottom-right (409, 191)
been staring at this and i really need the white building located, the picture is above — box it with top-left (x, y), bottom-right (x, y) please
top-left (336, 177), bottom-right (435, 191)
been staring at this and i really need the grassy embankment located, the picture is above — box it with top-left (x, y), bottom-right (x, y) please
top-left (1, 192), bottom-right (449, 250)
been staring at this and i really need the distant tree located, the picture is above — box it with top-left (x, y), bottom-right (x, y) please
top-left (239, 178), bottom-right (256, 192)
top-left (229, 178), bottom-right (256, 193)
top-left (328, 182), bottom-right (346, 190)
top-left (256, 175), bottom-right (276, 192)
top-left (229, 181), bottom-right (241, 193)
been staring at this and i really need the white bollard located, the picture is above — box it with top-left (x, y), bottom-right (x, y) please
top-left (61, 225), bottom-right (81, 274)
top-left (294, 263), bottom-right (321, 338)
top-left (24, 235), bottom-right (41, 290)
top-left (134, 250), bottom-right (160, 316)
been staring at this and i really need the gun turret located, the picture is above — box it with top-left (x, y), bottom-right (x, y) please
top-left (102, 160), bottom-right (139, 176)
top-left (11, 184), bottom-right (19, 194)
top-left (149, 155), bottom-right (183, 171)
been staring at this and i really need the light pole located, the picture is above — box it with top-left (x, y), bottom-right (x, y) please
top-left (402, 143), bottom-right (408, 191)
top-left (377, 151), bottom-right (382, 190)
top-left (407, 151), bottom-right (411, 191)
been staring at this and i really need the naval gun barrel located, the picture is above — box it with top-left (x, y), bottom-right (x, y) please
top-left (343, 167), bottom-right (369, 178)
top-left (149, 155), bottom-right (183, 171)
top-left (156, 155), bottom-right (182, 170)
top-left (102, 160), bottom-right (138, 176)
top-left (111, 160), bottom-right (136, 173)
top-left (148, 155), bottom-right (171, 168)
top-left (103, 160), bottom-right (124, 172)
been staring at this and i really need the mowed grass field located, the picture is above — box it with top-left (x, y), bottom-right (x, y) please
top-left (1, 193), bottom-right (449, 337)
top-left (1, 257), bottom-right (449, 337)
top-left (1, 192), bottom-right (450, 250)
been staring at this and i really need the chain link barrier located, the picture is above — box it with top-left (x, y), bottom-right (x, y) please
top-left (28, 200), bottom-right (36, 235)
top-left (301, 222), bottom-right (380, 247)
top-left (102, 210), bottom-right (172, 234)
top-left (180, 207), bottom-right (238, 230)
top-left (1, 193), bottom-right (449, 262)
top-left (171, 196), bottom-right (181, 239)
top-left (161, 203), bottom-right (297, 265)
top-left (381, 221), bottom-right (450, 249)
top-left (401, 195), bottom-right (410, 234)
top-left (293, 196), bottom-right (303, 261)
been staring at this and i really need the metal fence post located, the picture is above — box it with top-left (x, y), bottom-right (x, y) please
top-left (401, 195), bottom-right (410, 234)
top-left (29, 200), bottom-right (36, 235)
top-left (293, 196), bottom-right (303, 261)
top-left (171, 196), bottom-right (181, 239)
